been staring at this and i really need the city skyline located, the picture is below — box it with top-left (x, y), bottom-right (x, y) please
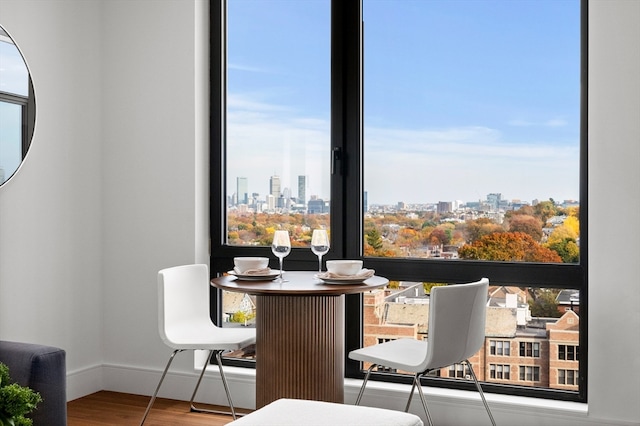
top-left (229, 173), bottom-right (577, 210)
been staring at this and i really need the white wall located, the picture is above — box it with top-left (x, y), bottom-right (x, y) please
top-left (100, 0), bottom-right (205, 386)
top-left (587, 1), bottom-right (640, 423)
top-left (0, 0), bottom-right (638, 425)
top-left (0, 0), bottom-right (104, 396)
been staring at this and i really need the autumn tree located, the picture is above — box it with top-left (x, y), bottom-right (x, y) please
top-left (428, 227), bottom-right (450, 245)
top-left (562, 215), bottom-right (580, 236)
top-left (507, 215), bottom-right (543, 242)
top-left (396, 227), bottom-right (422, 251)
top-left (547, 238), bottom-right (580, 263)
top-left (528, 289), bottom-right (561, 317)
top-left (464, 218), bottom-right (504, 243)
top-left (364, 231), bottom-right (399, 257)
top-left (534, 200), bottom-right (559, 224)
top-left (545, 214), bottom-right (580, 262)
top-left (458, 232), bottom-right (562, 262)
top-left (505, 204), bottom-right (535, 217)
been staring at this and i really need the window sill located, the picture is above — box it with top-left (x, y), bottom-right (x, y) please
top-left (343, 378), bottom-right (588, 422)
top-left (212, 365), bottom-right (589, 422)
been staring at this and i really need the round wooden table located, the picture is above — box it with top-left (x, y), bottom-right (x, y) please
top-left (211, 271), bottom-right (388, 408)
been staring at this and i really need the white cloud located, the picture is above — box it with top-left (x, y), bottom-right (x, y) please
top-left (507, 117), bottom-right (568, 128)
top-left (227, 97), bottom-right (331, 200)
top-left (363, 125), bottom-right (578, 204)
top-left (228, 62), bottom-right (273, 74)
top-left (545, 118), bottom-right (568, 127)
top-left (225, 94), bottom-right (579, 205)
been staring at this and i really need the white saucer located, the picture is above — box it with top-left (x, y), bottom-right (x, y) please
top-left (314, 274), bottom-right (369, 285)
top-left (228, 270), bottom-right (281, 281)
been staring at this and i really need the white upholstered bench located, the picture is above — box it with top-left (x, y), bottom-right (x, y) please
top-left (226, 398), bottom-right (424, 426)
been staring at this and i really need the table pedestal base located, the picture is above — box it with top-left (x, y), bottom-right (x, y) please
top-left (256, 294), bottom-right (344, 408)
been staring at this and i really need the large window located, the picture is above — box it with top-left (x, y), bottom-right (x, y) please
top-left (211, 0), bottom-right (587, 402)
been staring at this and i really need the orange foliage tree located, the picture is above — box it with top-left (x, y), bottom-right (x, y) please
top-left (507, 214), bottom-right (543, 242)
top-left (458, 231), bottom-right (562, 262)
top-left (464, 218), bottom-right (504, 243)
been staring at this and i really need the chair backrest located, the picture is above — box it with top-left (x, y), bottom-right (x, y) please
top-left (421, 278), bottom-right (489, 371)
top-left (157, 264), bottom-right (213, 346)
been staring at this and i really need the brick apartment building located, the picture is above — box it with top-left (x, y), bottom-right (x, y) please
top-left (362, 284), bottom-right (580, 391)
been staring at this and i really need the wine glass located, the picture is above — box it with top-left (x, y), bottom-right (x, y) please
top-left (271, 230), bottom-right (291, 282)
top-left (311, 229), bottom-right (330, 273)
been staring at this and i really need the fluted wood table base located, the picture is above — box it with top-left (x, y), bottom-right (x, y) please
top-left (256, 294), bottom-right (344, 408)
top-left (211, 272), bottom-right (388, 409)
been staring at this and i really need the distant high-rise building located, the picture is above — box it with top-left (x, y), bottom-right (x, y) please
top-left (487, 193), bottom-right (502, 211)
top-left (364, 191), bottom-right (368, 212)
top-left (298, 175), bottom-right (306, 204)
top-left (308, 198), bottom-right (327, 214)
top-left (270, 175), bottom-right (281, 199)
top-left (437, 201), bottom-right (452, 214)
top-left (237, 177), bottom-right (248, 204)
top-left (280, 187), bottom-right (291, 209)
top-left (266, 194), bottom-right (276, 210)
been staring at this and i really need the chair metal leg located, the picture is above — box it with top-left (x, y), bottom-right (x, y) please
top-left (189, 350), bottom-right (240, 419)
top-left (140, 349), bottom-right (183, 426)
top-left (412, 373), bottom-right (434, 426)
top-left (404, 373), bottom-right (418, 412)
top-left (465, 360), bottom-right (496, 426)
top-left (355, 364), bottom-right (377, 405)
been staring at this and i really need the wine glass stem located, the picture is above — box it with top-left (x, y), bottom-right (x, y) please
top-left (279, 257), bottom-right (284, 280)
top-left (318, 255), bottom-right (322, 272)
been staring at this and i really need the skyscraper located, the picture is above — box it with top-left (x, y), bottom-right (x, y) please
top-left (237, 177), bottom-right (248, 205)
top-left (298, 175), bottom-right (306, 204)
top-left (270, 175), bottom-right (281, 199)
top-left (487, 193), bottom-right (502, 211)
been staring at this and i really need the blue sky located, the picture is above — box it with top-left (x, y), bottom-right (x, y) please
top-left (226, 0), bottom-right (580, 205)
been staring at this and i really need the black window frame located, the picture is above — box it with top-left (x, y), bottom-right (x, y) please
top-left (210, 0), bottom-right (588, 403)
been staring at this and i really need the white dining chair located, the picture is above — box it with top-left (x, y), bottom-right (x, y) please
top-left (140, 264), bottom-right (256, 425)
top-left (349, 277), bottom-right (495, 426)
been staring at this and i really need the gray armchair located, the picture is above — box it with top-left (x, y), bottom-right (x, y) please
top-left (0, 340), bottom-right (67, 426)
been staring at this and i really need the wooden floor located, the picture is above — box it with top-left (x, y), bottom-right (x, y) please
top-left (67, 391), bottom-right (252, 426)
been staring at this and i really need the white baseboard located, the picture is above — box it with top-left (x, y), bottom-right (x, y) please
top-left (67, 363), bottom-right (637, 426)
top-left (68, 361), bottom-right (257, 410)
top-left (66, 363), bottom-right (103, 401)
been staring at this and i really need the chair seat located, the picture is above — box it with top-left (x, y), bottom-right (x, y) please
top-left (225, 398), bottom-right (424, 426)
top-left (349, 338), bottom-right (428, 372)
top-left (163, 324), bottom-right (255, 351)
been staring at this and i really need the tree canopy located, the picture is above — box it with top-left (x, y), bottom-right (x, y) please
top-left (458, 231), bottom-right (562, 262)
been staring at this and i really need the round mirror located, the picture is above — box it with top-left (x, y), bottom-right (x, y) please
top-left (0, 24), bottom-right (36, 186)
